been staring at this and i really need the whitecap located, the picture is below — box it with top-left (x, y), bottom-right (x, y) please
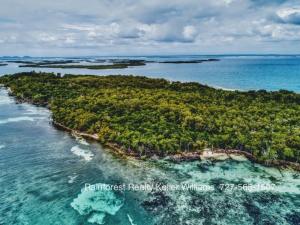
top-left (70, 145), bottom-right (94, 161)
top-left (0, 116), bottom-right (35, 125)
top-left (0, 89), bottom-right (13, 105)
top-left (71, 183), bottom-right (124, 225)
top-left (77, 138), bottom-right (90, 146)
top-left (23, 104), bottom-right (49, 116)
top-left (0, 145), bottom-right (5, 150)
top-left (72, 133), bottom-right (90, 146)
top-left (0, 98), bottom-right (13, 105)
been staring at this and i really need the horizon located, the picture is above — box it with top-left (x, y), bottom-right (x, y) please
top-left (1, 53), bottom-right (300, 58)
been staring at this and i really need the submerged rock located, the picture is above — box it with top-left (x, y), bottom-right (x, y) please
top-left (142, 190), bottom-right (171, 213)
top-left (197, 162), bottom-right (211, 172)
top-left (286, 211), bottom-right (300, 225)
top-left (71, 183), bottom-right (124, 224)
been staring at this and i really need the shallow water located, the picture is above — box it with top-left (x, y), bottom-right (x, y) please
top-left (0, 89), bottom-right (299, 225)
top-left (1, 55), bottom-right (300, 92)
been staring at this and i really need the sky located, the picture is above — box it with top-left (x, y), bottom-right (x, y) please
top-left (0, 0), bottom-right (300, 56)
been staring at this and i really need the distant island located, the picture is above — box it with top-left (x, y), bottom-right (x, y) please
top-left (1, 72), bottom-right (299, 168)
top-left (11, 58), bottom-right (221, 69)
top-left (8, 60), bottom-right (77, 65)
top-left (18, 59), bottom-right (146, 69)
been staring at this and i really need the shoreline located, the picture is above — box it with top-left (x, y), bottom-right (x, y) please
top-left (1, 86), bottom-right (300, 172)
top-left (53, 120), bottom-right (300, 172)
top-left (52, 121), bottom-right (138, 159)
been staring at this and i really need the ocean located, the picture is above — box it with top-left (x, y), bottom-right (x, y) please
top-left (1, 55), bottom-right (300, 92)
top-left (0, 56), bottom-right (300, 225)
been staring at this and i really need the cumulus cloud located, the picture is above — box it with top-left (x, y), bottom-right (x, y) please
top-left (183, 26), bottom-right (198, 41)
top-left (0, 0), bottom-right (299, 55)
top-left (276, 8), bottom-right (300, 25)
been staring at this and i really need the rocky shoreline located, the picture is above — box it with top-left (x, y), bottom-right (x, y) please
top-left (2, 86), bottom-right (300, 172)
top-left (166, 149), bottom-right (300, 171)
top-left (53, 120), bottom-right (300, 172)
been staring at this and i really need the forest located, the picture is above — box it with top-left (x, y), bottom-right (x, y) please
top-left (0, 72), bottom-right (299, 162)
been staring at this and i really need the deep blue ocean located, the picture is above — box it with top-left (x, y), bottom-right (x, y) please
top-left (1, 55), bottom-right (300, 92)
top-left (0, 56), bottom-right (300, 225)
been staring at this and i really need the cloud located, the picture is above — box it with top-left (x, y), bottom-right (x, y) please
top-left (276, 8), bottom-right (300, 25)
top-left (183, 26), bottom-right (198, 41)
top-left (0, 0), bottom-right (299, 55)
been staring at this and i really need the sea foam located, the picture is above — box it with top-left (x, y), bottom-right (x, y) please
top-left (0, 90), bottom-right (13, 105)
top-left (72, 134), bottom-right (90, 146)
top-left (0, 98), bottom-right (13, 105)
top-left (23, 104), bottom-right (49, 116)
top-left (0, 116), bottom-right (35, 125)
top-left (70, 145), bottom-right (94, 161)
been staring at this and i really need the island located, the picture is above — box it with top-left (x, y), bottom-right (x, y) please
top-left (8, 59), bottom-right (77, 64)
top-left (18, 59), bottom-right (146, 69)
top-left (0, 72), bottom-right (299, 169)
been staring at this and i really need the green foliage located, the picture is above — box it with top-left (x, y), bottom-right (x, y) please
top-left (1, 72), bottom-right (300, 161)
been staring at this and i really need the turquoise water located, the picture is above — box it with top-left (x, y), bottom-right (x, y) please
top-left (0, 89), bottom-right (300, 225)
top-left (1, 55), bottom-right (300, 92)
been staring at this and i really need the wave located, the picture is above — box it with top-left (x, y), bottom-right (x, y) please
top-left (77, 138), bottom-right (90, 146)
top-left (0, 98), bottom-right (13, 105)
top-left (0, 116), bottom-right (35, 125)
top-left (0, 91), bottom-right (13, 105)
top-left (72, 133), bottom-right (90, 146)
top-left (23, 104), bottom-right (49, 116)
top-left (0, 145), bottom-right (5, 150)
top-left (70, 145), bottom-right (94, 161)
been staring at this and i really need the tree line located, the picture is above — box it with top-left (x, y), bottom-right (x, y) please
top-left (1, 72), bottom-right (299, 162)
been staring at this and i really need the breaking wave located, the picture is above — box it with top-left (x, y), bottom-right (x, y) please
top-left (70, 145), bottom-right (94, 161)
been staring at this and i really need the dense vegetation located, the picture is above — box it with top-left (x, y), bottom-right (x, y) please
top-left (1, 72), bottom-right (299, 162)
